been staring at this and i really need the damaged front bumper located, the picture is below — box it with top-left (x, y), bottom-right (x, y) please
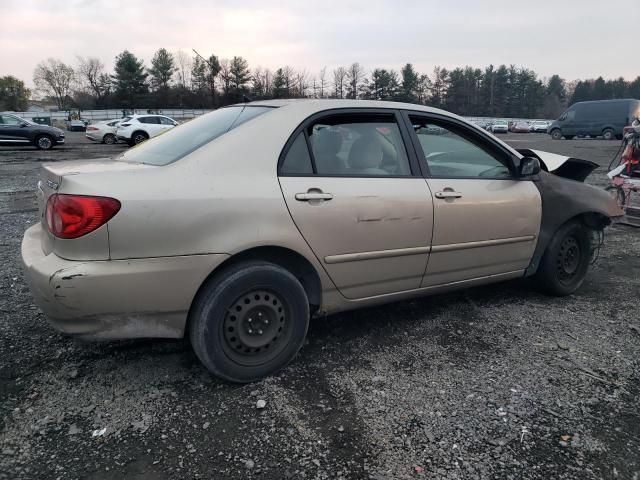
top-left (21, 223), bottom-right (229, 340)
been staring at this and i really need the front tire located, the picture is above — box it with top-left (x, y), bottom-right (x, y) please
top-left (132, 131), bottom-right (149, 145)
top-left (35, 134), bottom-right (54, 150)
top-left (535, 221), bottom-right (592, 296)
top-left (602, 128), bottom-right (615, 141)
top-left (189, 261), bottom-right (310, 383)
top-left (550, 129), bottom-right (562, 140)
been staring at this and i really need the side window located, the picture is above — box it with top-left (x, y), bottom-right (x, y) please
top-left (280, 133), bottom-right (313, 175)
top-left (410, 116), bottom-right (512, 179)
top-left (565, 109), bottom-right (576, 121)
top-left (159, 117), bottom-right (175, 125)
top-left (140, 117), bottom-right (159, 124)
top-left (1, 115), bottom-right (22, 126)
top-left (306, 114), bottom-right (411, 176)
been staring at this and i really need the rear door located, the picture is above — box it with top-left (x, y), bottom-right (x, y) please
top-left (139, 116), bottom-right (162, 137)
top-left (278, 110), bottom-right (434, 299)
top-left (404, 112), bottom-right (541, 287)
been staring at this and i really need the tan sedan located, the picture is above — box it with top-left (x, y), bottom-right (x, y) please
top-left (21, 100), bottom-right (621, 382)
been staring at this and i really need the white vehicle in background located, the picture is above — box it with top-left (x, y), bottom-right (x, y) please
top-left (85, 119), bottom-right (123, 144)
top-left (491, 121), bottom-right (509, 134)
top-left (116, 114), bottom-right (178, 146)
top-left (531, 121), bottom-right (550, 133)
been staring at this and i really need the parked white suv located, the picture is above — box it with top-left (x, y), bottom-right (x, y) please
top-left (116, 114), bottom-right (178, 146)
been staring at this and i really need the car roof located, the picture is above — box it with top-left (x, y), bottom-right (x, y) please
top-left (128, 114), bottom-right (173, 118)
top-left (233, 98), bottom-right (459, 118)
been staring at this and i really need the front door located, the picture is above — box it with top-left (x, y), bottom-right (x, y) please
top-left (278, 111), bottom-right (433, 299)
top-left (406, 114), bottom-right (541, 287)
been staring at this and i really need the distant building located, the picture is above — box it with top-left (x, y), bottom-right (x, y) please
top-left (26, 100), bottom-right (58, 112)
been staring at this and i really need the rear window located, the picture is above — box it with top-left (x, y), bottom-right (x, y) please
top-left (118, 106), bottom-right (273, 165)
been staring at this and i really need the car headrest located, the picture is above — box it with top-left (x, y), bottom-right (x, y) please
top-left (348, 136), bottom-right (383, 169)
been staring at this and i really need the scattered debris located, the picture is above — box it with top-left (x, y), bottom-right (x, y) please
top-left (67, 424), bottom-right (81, 436)
top-left (256, 399), bottom-right (266, 409)
top-left (91, 428), bottom-right (107, 437)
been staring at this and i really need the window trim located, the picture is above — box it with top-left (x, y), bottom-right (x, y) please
top-left (401, 110), bottom-right (519, 180)
top-left (277, 108), bottom-right (422, 178)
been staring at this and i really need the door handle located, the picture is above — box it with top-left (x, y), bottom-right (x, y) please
top-left (295, 192), bottom-right (333, 201)
top-left (434, 190), bottom-right (462, 199)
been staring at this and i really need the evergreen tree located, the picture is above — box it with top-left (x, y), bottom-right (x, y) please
top-left (148, 48), bottom-right (176, 90)
top-left (112, 50), bottom-right (148, 107)
top-left (399, 63), bottom-right (419, 103)
top-left (0, 76), bottom-right (31, 111)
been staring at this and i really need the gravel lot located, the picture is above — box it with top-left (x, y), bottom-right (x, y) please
top-left (1, 132), bottom-right (638, 480)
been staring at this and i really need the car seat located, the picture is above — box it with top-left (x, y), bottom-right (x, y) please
top-left (312, 129), bottom-right (346, 174)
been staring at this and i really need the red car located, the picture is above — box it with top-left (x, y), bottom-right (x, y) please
top-left (513, 122), bottom-right (531, 133)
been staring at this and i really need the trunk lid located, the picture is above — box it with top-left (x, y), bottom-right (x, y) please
top-left (36, 159), bottom-right (151, 259)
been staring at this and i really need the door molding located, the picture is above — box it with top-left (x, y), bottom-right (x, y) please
top-left (431, 235), bottom-right (536, 253)
top-left (324, 245), bottom-right (432, 264)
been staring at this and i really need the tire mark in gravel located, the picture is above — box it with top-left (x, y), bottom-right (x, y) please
top-left (263, 361), bottom-right (371, 478)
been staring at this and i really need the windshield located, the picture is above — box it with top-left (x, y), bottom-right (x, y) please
top-left (118, 106), bottom-right (273, 166)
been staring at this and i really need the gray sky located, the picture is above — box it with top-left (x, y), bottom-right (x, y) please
top-left (0, 0), bottom-right (634, 87)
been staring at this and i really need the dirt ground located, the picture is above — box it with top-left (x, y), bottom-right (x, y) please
top-left (0, 132), bottom-right (638, 480)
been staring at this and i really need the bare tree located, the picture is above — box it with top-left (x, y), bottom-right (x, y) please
top-left (295, 69), bottom-right (309, 98)
top-left (76, 56), bottom-right (111, 107)
top-left (346, 62), bottom-right (365, 99)
top-left (218, 59), bottom-right (232, 101)
top-left (318, 67), bottom-right (327, 98)
top-left (33, 58), bottom-right (75, 109)
top-left (174, 50), bottom-right (192, 88)
top-left (333, 66), bottom-right (347, 99)
top-left (262, 68), bottom-right (272, 98)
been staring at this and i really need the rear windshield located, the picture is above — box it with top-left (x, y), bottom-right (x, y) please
top-left (117, 106), bottom-right (273, 165)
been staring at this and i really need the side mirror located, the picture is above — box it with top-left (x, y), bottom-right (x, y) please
top-left (20, 122), bottom-right (29, 128)
top-left (518, 157), bottom-right (541, 178)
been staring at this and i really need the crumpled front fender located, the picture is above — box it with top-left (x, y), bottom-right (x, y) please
top-left (517, 149), bottom-right (599, 182)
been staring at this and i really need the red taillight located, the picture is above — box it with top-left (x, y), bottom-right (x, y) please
top-left (45, 194), bottom-right (121, 239)
top-left (86, 126), bottom-right (99, 131)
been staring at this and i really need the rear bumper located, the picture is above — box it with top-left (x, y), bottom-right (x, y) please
top-left (85, 133), bottom-right (100, 142)
top-left (21, 223), bottom-right (229, 340)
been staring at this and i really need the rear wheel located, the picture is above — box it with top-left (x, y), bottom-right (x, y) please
top-left (103, 133), bottom-right (116, 145)
top-left (535, 221), bottom-right (591, 296)
top-left (189, 261), bottom-right (310, 383)
top-left (35, 134), bottom-right (54, 150)
top-left (550, 129), bottom-right (562, 140)
top-left (132, 131), bottom-right (149, 145)
top-left (602, 128), bottom-right (615, 141)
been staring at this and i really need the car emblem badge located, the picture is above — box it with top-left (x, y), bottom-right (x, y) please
top-left (46, 179), bottom-right (59, 190)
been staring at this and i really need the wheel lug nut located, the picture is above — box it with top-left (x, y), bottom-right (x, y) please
top-left (258, 329), bottom-right (263, 335)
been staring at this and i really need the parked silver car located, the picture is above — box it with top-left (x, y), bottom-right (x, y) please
top-left (21, 100), bottom-right (621, 382)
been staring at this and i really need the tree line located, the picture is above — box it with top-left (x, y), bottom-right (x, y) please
top-left (0, 48), bottom-right (639, 119)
